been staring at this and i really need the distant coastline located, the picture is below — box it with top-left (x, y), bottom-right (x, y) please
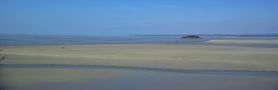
top-left (1, 34), bottom-right (278, 47)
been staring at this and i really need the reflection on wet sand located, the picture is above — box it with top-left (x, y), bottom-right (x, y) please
top-left (2, 67), bottom-right (278, 90)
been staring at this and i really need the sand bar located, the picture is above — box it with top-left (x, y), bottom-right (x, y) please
top-left (206, 40), bottom-right (278, 44)
top-left (1, 44), bottom-right (278, 71)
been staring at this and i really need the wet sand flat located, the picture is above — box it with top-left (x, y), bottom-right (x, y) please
top-left (206, 40), bottom-right (278, 44)
top-left (2, 68), bottom-right (278, 90)
top-left (1, 44), bottom-right (278, 71)
top-left (1, 68), bottom-right (135, 87)
top-left (1, 44), bottom-right (278, 90)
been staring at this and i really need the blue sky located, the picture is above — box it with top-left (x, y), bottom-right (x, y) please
top-left (1, 0), bottom-right (278, 35)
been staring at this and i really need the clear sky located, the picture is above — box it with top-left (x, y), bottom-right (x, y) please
top-left (1, 0), bottom-right (278, 35)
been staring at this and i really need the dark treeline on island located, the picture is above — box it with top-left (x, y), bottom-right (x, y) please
top-left (180, 35), bottom-right (201, 39)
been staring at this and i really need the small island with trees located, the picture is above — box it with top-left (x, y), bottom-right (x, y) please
top-left (180, 35), bottom-right (201, 39)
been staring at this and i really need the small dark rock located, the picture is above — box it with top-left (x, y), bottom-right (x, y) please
top-left (0, 55), bottom-right (6, 61)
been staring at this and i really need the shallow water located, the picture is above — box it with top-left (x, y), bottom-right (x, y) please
top-left (1, 64), bottom-right (278, 77)
top-left (1, 64), bottom-right (278, 90)
top-left (17, 73), bottom-right (278, 90)
top-left (1, 34), bottom-right (278, 48)
top-left (48, 73), bottom-right (278, 90)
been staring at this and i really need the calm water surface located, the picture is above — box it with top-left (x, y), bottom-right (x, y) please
top-left (1, 34), bottom-right (278, 48)
top-left (1, 64), bottom-right (278, 90)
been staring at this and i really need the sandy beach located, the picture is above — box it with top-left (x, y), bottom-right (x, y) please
top-left (1, 43), bottom-right (278, 90)
top-left (1, 44), bottom-right (278, 71)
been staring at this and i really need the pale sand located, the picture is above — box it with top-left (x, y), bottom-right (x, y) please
top-left (1, 44), bottom-right (278, 71)
top-left (206, 40), bottom-right (278, 44)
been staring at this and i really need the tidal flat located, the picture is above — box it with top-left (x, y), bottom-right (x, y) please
top-left (1, 44), bottom-right (278, 71)
top-left (1, 67), bottom-right (278, 90)
top-left (1, 43), bottom-right (278, 90)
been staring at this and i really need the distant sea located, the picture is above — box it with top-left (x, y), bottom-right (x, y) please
top-left (1, 34), bottom-right (278, 47)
